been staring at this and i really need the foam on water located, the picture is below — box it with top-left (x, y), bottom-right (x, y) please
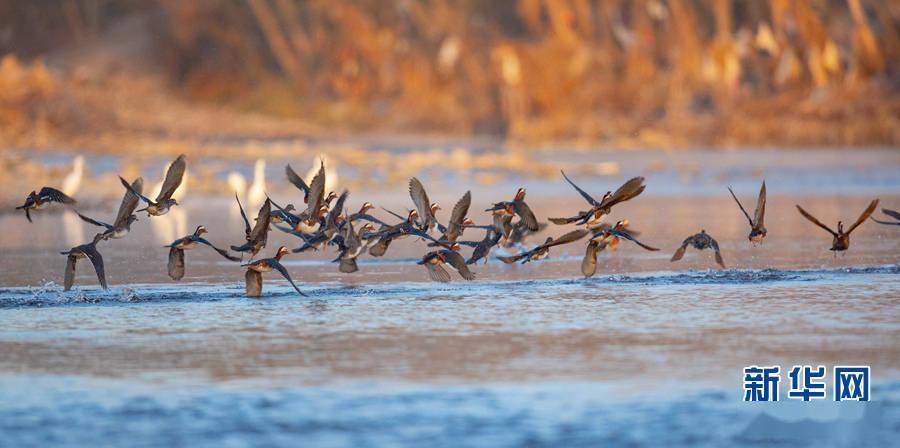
top-left (2, 264), bottom-right (896, 309)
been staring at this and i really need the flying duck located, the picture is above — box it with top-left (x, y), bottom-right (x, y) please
top-left (285, 163), bottom-right (311, 203)
top-left (368, 209), bottom-right (442, 257)
top-left (61, 233), bottom-right (107, 291)
top-left (409, 177), bottom-right (440, 233)
top-left (464, 228), bottom-right (504, 265)
top-left (166, 225), bottom-right (240, 280)
top-left (243, 246), bottom-right (306, 298)
top-left (581, 221), bottom-right (659, 277)
top-left (332, 220), bottom-right (377, 273)
top-left (671, 230), bottom-right (725, 268)
top-left (418, 243), bottom-right (476, 282)
top-left (121, 154), bottom-right (186, 216)
top-left (76, 177), bottom-right (143, 240)
top-left (498, 229), bottom-right (589, 264)
top-left (295, 162), bottom-right (327, 234)
top-left (727, 181), bottom-right (767, 243)
top-left (231, 196), bottom-right (271, 259)
top-left (550, 172), bottom-right (645, 226)
top-left (870, 208), bottom-right (900, 226)
top-left (486, 187), bottom-right (540, 233)
top-left (17, 187), bottom-right (76, 222)
top-left (796, 199), bottom-right (879, 252)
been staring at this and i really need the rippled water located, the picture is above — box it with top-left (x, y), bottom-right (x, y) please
top-left (1, 148), bottom-right (898, 446)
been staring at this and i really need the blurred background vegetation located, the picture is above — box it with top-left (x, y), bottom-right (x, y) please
top-left (0, 0), bottom-right (897, 151)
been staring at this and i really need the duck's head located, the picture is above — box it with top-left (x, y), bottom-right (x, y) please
top-left (408, 209), bottom-right (419, 223)
top-left (450, 242), bottom-right (462, 252)
top-left (430, 203), bottom-right (441, 215)
top-left (359, 202), bottom-right (374, 214)
top-left (284, 204), bottom-right (296, 213)
top-left (361, 222), bottom-right (376, 232)
top-left (462, 218), bottom-right (475, 226)
top-left (317, 205), bottom-right (330, 218)
top-left (514, 188), bottom-right (527, 201)
top-left (837, 221), bottom-right (844, 233)
top-left (275, 246), bottom-right (290, 260)
top-left (194, 225), bottom-right (208, 235)
top-left (325, 191), bottom-right (338, 204)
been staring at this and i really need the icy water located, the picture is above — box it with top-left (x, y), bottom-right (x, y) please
top-left (1, 148), bottom-right (899, 446)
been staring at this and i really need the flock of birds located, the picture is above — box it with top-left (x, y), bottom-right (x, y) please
top-left (16, 154), bottom-right (897, 298)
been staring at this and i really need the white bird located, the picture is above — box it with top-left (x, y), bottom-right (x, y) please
top-left (247, 158), bottom-right (267, 211)
top-left (306, 154), bottom-right (338, 193)
top-left (61, 155), bottom-right (85, 197)
top-left (227, 170), bottom-right (248, 220)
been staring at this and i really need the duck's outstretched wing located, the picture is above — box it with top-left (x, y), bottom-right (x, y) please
top-left (670, 236), bottom-right (694, 262)
top-left (64, 255), bottom-right (77, 291)
top-left (249, 199), bottom-right (272, 243)
top-left (796, 205), bottom-right (837, 236)
top-left (754, 181), bottom-right (766, 227)
top-left (120, 176), bottom-right (155, 205)
top-left (270, 259), bottom-right (306, 297)
top-left (285, 164), bottom-right (310, 199)
top-left (83, 244), bottom-right (107, 290)
top-left (727, 186), bottom-right (753, 226)
top-left (195, 237), bottom-right (241, 261)
top-left (709, 236), bottom-right (725, 269)
top-left (497, 252), bottom-right (529, 264)
top-left (560, 170), bottom-right (600, 207)
top-left (513, 201), bottom-right (540, 231)
top-left (409, 177), bottom-right (434, 227)
top-left (610, 229), bottom-right (659, 251)
top-left (546, 229), bottom-right (590, 247)
top-left (846, 199), bottom-right (879, 234)
top-left (599, 176), bottom-right (646, 209)
top-left (76, 212), bottom-right (113, 230)
top-left (882, 208), bottom-right (900, 221)
top-left (168, 247), bottom-right (185, 280)
top-left (443, 191), bottom-right (471, 241)
top-left (425, 262), bottom-right (452, 283)
top-left (235, 193), bottom-right (251, 236)
top-left (582, 241), bottom-right (600, 278)
top-left (114, 177), bottom-right (143, 227)
top-left (245, 269), bottom-right (263, 297)
top-left (442, 250), bottom-right (475, 280)
top-left (156, 154), bottom-right (186, 202)
top-left (39, 186), bottom-right (77, 204)
top-left (304, 162), bottom-right (326, 217)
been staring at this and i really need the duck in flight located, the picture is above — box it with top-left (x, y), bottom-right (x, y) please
top-left (61, 233), bottom-right (107, 291)
top-left (166, 225), bottom-right (240, 280)
top-left (550, 172), bottom-right (645, 226)
top-left (498, 229), bottom-right (589, 264)
top-left (419, 243), bottom-right (476, 282)
top-left (408, 177), bottom-right (441, 233)
top-left (486, 187), bottom-right (540, 236)
top-left (727, 181), bottom-right (767, 243)
top-left (870, 208), bottom-right (900, 226)
top-left (670, 230), bottom-right (725, 268)
top-left (120, 154), bottom-right (186, 216)
top-left (581, 221), bottom-right (659, 277)
top-left (796, 199), bottom-right (879, 252)
top-left (243, 246), bottom-right (306, 298)
top-left (17, 187), bottom-right (77, 222)
top-left (231, 196), bottom-right (271, 259)
top-left (76, 177), bottom-right (143, 240)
